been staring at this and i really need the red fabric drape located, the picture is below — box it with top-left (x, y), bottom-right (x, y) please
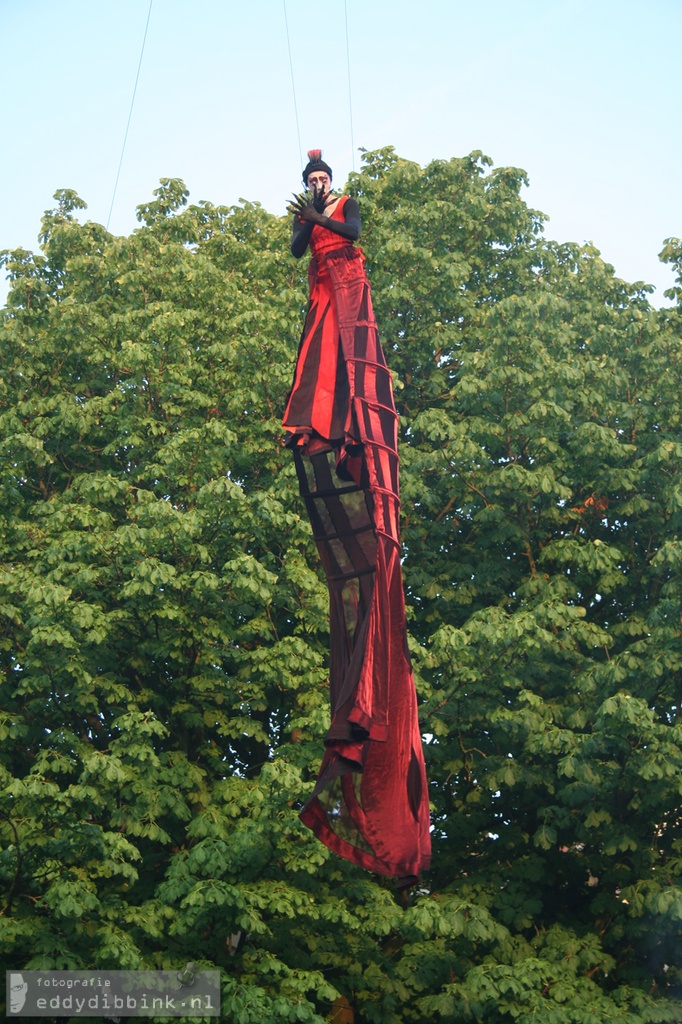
top-left (283, 202), bottom-right (431, 882)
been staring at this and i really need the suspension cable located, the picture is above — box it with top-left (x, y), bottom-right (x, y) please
top-left (282, 0), bottom-right (303, 171)
top-left (344, 0), bottom-right (355, 171)
top-left (107, 0), bottom-right (154, 230)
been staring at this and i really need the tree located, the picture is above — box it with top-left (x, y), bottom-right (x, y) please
top-left (1, 154), bottom-right (681, 1023)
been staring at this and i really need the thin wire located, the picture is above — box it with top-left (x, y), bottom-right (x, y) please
top-left (283, 0), bottom-right (303, 170)
top-left (344, 0), bottom-right (355, 171)
top-left (107, 0), bottom-right (154, 230)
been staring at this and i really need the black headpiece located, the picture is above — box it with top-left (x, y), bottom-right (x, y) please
top-left (302, 149), bottom-right (333, 186)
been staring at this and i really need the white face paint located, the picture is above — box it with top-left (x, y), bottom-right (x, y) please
top-left (307, 171), bottom-right (331, 197)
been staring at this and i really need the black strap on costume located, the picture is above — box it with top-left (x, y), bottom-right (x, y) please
top-left (291, 198), bottom-right (361, 259)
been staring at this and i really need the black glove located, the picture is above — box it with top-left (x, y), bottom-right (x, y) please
top-left (312, 185), bottom-right (328, 214)
top-left (286, 191), bottom-right (315, 220)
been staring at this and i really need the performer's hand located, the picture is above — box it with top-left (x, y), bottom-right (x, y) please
top-left (286, 191), bottom-right (325, 224)
top-left (312, 185), bottom-right (329, 214)
top-left (286, 192), bottom-right (307, 218)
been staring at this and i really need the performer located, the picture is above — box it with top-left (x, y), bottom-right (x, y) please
top-left (283, 150), bottom-right (431, 883)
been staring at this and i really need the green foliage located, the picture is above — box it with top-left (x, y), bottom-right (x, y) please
top-left (1, 149), bottom-right (681, 1022)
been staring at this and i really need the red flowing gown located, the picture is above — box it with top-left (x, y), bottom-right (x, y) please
top-left (283, 198), bottom-right (431, 882)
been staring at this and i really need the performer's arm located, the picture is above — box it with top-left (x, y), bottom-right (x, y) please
top-left (317, 199), bottom-right (361, 242)
top-left (291, 218), bottom-right (314, 258)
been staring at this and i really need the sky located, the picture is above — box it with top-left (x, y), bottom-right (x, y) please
top-left (1, 0), bottom-right (680, 306)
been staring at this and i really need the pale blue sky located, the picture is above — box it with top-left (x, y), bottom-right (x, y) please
top-left (2, 0), bottom-right (680, 304)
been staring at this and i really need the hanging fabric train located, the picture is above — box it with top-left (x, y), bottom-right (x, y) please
top-left (283, 151), bottom-right (431, 883)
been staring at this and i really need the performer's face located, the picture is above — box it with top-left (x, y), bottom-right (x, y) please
top-left (307, 171), bottom-right (331, 196)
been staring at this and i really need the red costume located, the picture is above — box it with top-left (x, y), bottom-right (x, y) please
top-left (283, 192), bottom-right (431, 883)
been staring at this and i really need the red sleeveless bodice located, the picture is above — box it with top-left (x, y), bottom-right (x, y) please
top-left (309, 196), bottom-right (353, 260)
